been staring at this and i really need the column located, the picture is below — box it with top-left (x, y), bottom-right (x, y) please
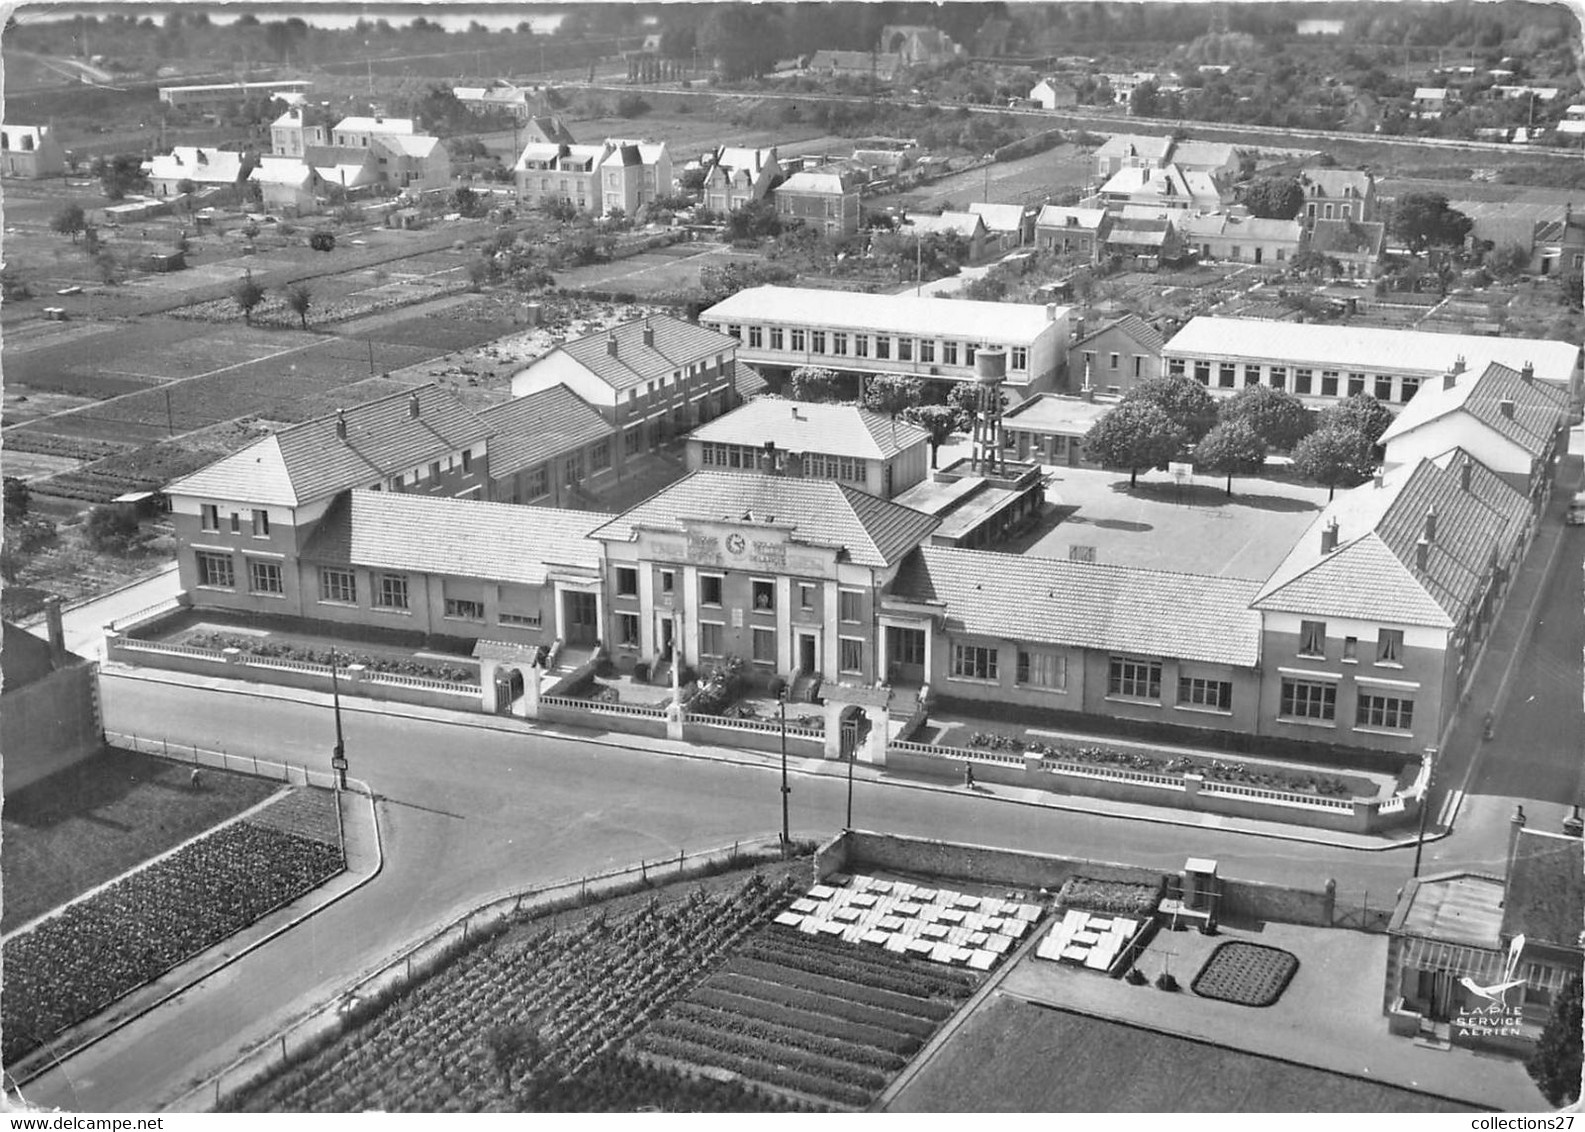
top-left (480, 659), bottom-right (499, 713)
top-left (637, 566), bottom-right (655, 659)
top-left (775, 576), bottom-right (793, 673)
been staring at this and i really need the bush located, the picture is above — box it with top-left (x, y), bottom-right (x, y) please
top-left (1155, 972), bottom-right (1180, 992)
top-left (1125, 968), bottom-right (1149, 985)
top-left (84, 505), bottom-right (141, 554)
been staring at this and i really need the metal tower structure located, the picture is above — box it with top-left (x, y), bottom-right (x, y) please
top-left (969, 348), bottom-right (1007, 476)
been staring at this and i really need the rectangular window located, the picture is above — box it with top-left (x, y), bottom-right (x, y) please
top-left (659, 569), bottom-right (675, 595)
top-left (875, 336), bottom-right (891, 361)
top-left (810, 330), bottom-right (826, 354)
top-left (1133, 355), bottom-right (1144, 378)
top-left (1343, 636), bottom-right (1358, 662)
top-left (700, 574), bottom-right (723, 606)
top-left (1218, 362), bottom-right (1237, 389)
top-left (1243, 364), bottom-right (1261, 387)
top-left (1376, 628), bottom-right (1403, 664)
top-left (1357, 692), bottom-right (1414, 731)
top-left (839, 638), bottom-right (864, 674)
top-left (564, 450), bottom-right (584, 486)
top-left (251, 509), bottom-right (270, 537)
top-left (462, 449), bottom-right (473, 473)
top-left (430, 461), bottom-right (442, 482)
top-left (1108, 656), bottom-right (1162, 700)
top-left (799, 582), bottom-right (816, 611)
top-left (831, 332), bottom-right (847, 356)
top-left (445, 598), bottom-right (484, 621)
top-left (1168, 357), bottom-right (1186, 378)
top-left (1321, 371), bottom-right (1340, 397)
top-left (751, 578), bottom-right (775, 612)
top-left (624, 428), bottom-right (642, 458)
top-left (726, 324), bottom-right (742, 341)
top-left (790, 328), bottom-right (806, 351)
top-left (1299, 620), bottom-right (1326, 657)
top-left (965, 344), bottom-right (977, 366)
top-left (951, 644), bottom-right (999, 681)
top-left (230, 512), bottom-right (241, 534)
top-left (838, 590), bottom-right (863, 623)
top-left (854, 334), bottom-right (869, 358)
top-left (1008, 345), bottom-right (1027, 371)
top-left (699, 621), bottom-right (724, 657)
top-left (1109, 352), bottom-right (1121, 372)
top-left (943, 341), bottom-right (958, 366)
top-left (1400, 376), bottom-right (1420, 403)
top-left (1016, 650), bottom-right (1066, 689)
top-left (376, 573), bottom-right (409, 610)
top-left (1194, 360), bottom-right (1211, 385)
top-left (748, 326), bottom-right (763, 348)
top-left (615, 567), bottom-right (639, 597)
top-left (1177, 676), bottom-right (1233, 711)
top-left (1270, 367), bottom-right (1287, 390)
top-left (526, 465), bottom-right (549, 499)
top-left (1280, 678), bottom-right (1337, 721)
top-left (201, 504), bottom-right (220, 531)
top-left (898, 338), bottom-right (913, 362)
top-left (247, 559), bottom-right (283, 595)
top-left (590, 440), bottom-right (612, 472)
top-left (752, 626), bottom-right (777, 664)
top-left (769, 327), bottom-right (784, 350)
top-left (921, 340), bottom-right (936, 364)
top-left (1293, 368), bottom-right (1312, 395)
top-left (616, 612), bottom-right (640, 647)
top-left (1374, 375), bottom-right (1393, 401)
top-left (196, 551), bottom-right (234, 589)
top-left (320, 567), bottom-right (357, 604)
top-left (1347, 372), bottom-right (1366, 397)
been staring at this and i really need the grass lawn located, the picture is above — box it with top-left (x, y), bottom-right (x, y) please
top-left (1, 748), bottom-right (282, 932)
top-left (889, 995), bottom-right (1475, 1113)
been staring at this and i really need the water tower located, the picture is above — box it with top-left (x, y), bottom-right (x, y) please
top-left (969, 348), bottom-right (1007, 476)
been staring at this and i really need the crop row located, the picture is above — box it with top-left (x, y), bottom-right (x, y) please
top-left (4, 825), bottom-right (342, 1065)
top-left (689, 985), bottom-right (923, 1055)
top-left (645, 1014), bottom-right (891, 1091)
top-left (724, 956), bottom-right (957, 1021)
top-left (517, 1052), bottom-right (805, 1113)
top-left (633, 1031), bottom-right (874, 1109)
top-left (750, 925), bottom-right (978, 998)
top-left (668, 1000), bottom-right (908, 1072)
top-left (707, 971), bottom-right (938, 1038)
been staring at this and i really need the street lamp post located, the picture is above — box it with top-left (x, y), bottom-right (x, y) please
top-left (1412, 745), bottom-right (1436, 877)
top-left (330, 647), bottom-right (348, 791)
top-left (779, 690), bottom-right (791, 854)
top-left (845, 738), bottom-right (855, 830)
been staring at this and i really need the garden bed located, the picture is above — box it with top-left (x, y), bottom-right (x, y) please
top-left (1191, 942), bottom-right (1301, 1008)
top-left (1056, 876), bottom-right (1164, 919)
top-left (176, 631), bottom-right (477, 684)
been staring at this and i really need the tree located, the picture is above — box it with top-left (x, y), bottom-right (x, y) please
top-left (51, 203), bottom-right (86, 243)
top-left (309, 230), bottom-right (336, 253)
top-left (1291, 425), bottom-right (1376, 500)
top-left (1219, 384), bottom-right (1314, 451)
top-left (231, 271), bottom-right (265, 325)
top-left (725, 198), bottom-right (782, 241)
top-left (485, 1021), bottom-right (543, 1091)
top-left (1123, 375), bottom-right (1220, 444)
top-left (1318, 392), bottom-right (1394, 446)
top-left (84, 504), bottom-right (141, 554)
top-left (788, 366), bottom-right (841, 402)
top-left (451, 185), bottom-right (485, 218)
top-left (698, 6), bottom-right (782, 81)
top-left (282, 282), bottom-right (311, 328)
top-left (90, 154), bottom-right (149, 200)
top-left (1389, 191), bottom-right (1473, 254)
top-left (678, 167), bottom-right (707, 194)
top-left (1128, 79), bottom-right (1161, 118)
top-left (898, 405), bottom-right (958, 469)
top-left (1194, 418), bottom-right (1268, 495)
top-left (1242, 176), bottom-right (1304, 220)
top-left (1483, 240), bottom-right (1530, 280)
top-left (862, 375), bottom-right (925, 416)
top-left (4, 476), bottom-right (30, 524)
top-left (946, 382), bottom-right (1008, 432)
top-left (176, 177), bottom-right (197, 207)
top-left (616, 92), bottom-right (651, 118)
top-left (1527, 974), bottom-right (1581, 1106)
top-left (1086, 401), bottom-right (1189, 487)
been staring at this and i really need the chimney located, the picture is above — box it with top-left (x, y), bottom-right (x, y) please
top-left (1460, 456), bottom-right (1473, 491)
top-left (791, 406), bottom-right (803, 421)
top-left (607, 332), bottom-right (618, 357)
top-left (1320, 518), bottom-right (1339, 554)
top-left (408, 393), bottom-right (420, 419)
top-left (336, 409), bottom-right (348, 440)
top-left (1424, 504), bottom-right (1436, 543)
top-left (1046, 302), bottom-right (1059, 322)
top-left (1373, 468), bottom-right (1384, 489)
top-left (1414, 536), bottom-right (1429, 573)
top-left (44, 595), bottom-right (66, 663)
top-left (642, 317), bottom-right (654, 347)
top-left (1499, 398), bottom-right (1515, 419)
top-left (1081, 358), bottom-right (1095, 401)
top-left (1521, 360), bottom-right (1534, 383)
top-left (1442, 368), bottom-right (1458, 391)
top-left (762, 439), bottom-right (777, 474)
top-left (1508, 804), bottom-right (1528, 880)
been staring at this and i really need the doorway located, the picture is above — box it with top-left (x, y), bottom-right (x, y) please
top-left (798, 632), bottom-right (818, 674)
top-left (658, 615), bottom-right (675, 661)
top-left (562, 590), bottom-right (598, 643)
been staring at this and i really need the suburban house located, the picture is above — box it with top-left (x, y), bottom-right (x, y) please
top-left (1449, 200), bottom-right (1585, 278)
top-left (147, 146), bottom-right (252, 197)
top-left (773, 168), bottom-right (864, 237)
top-left (164, 386), bottom-right (493, 620)
top-left (269, 107), bottom-right (330, 158)
top-left (1103, 216), bottom-right (1185, 270)
top-left (482, 384), bottom-right (619, 509)
top-left (597, 139), bottom-right (673, 216)
top-left (1178, 213), bottom-right (1304, 266)
top-left (1034, 206), bottom-right (1112, 262)
top-left (1163, 317), bottom-right (1582, 407)
top-left (326, 116), bottom-right (450, 190)
top-left (253, 155), bottom-right (320, 214)
top-left (1413, 87), bottom-right (1453, 119)
top-left (701, 145), bottom-right (782, 213)
top-left (687, 400), bottom-right (931, 500)
top-left (1070, 313), bottom-right (1167, 394)
top-left (1093, 133), bottom-right (1175, 179)
top-left (902, 210), bottom-right (988, 262)
top-left (1101, 72), bottom-right (1158, 106)
top-left (1, 124), bottom-right (67, 178)
top-left (1308, 218), bottom-right (1388, 276)
top-left (699, 286), bottom-right (1072, 398)
top-left (1097, 164), bottom-right (1225, 214)
top-left (453, 80), bottom-right (536, 118)
top-left (332, 115), bottom-right (413, 149)
top-left (1299, 168), bottom-right (1377, 224)
top-left (509, 315), bottom-right (741, 458)
top-left (515, 142), bottom-right (610, 213)
top-left (592, 471), bottom-right (939, 684)
top-left (1029, 78), bottom-right (1080, 109)
top-left (1385, 817), bottom-right (1582, 1051)
top-left (305, 145), bottom-right (381, 194)
top-left (1168, 140), bottom-right (1241, 179)
top-left (1001, 391), bottom-right (1120, 466)
top-left (969, 202), bottom-right (1035, 249)
top-left (1379, 358), bottom-right (1570, 504)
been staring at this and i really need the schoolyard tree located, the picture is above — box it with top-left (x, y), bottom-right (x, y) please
top-left (1291, 425), bottom-right (1376, 500)
top-left (282, 282), bottom-right (312, 328)
top-left (1193, 418), bottom-right (1268, 496)
top-left (788, 365), bottom-right (841, 402)
top-left (1528, 974), bottom-right (1581, 1106)
top-left (1086, 401), bottom-right (1188, 488)
top-left (1318, 391), bottom-right (1394, 446)
top-left (231, 270), bottom-right (265, 325)
top-left (51, 203), bottom-right (87, 243)
top-left (1122, 374), bottom-right (1220, 445)
top-left (946, 381), bottom-right (1008, 432)
top-left (862, 374), bottom-right (925, 415)
top-left (902, 404), bottom-right (958, 469)
top-left (1219, 384), bottom-right (1314, 451)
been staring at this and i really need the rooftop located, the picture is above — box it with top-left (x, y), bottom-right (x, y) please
top-left (1035, 205), bottom-right (1109, 231)
top-left (592, 471), bottom-right (939, 568)
top-left (1502, 828), bottom-right (1585, 950)
top-left (777, 169), bottom-right (858, 195)
top-left (701, 286), bottom-right (1067, 343)
top-left (1390, 871), bottom-right (1505, 949)
top-left (538, 314), bottom-right (738, 394)
top-left (1381, 359), bottom-right (1569, 459)
top-left (1002, 393), bottom-right (1119, 435)
top-left (1309, 218), bottom-right (1386, 257)
top-left (1074, 312), bottom-right (1166, 353)
top-left (1093, 133), bottom-right (1174, 162)
top-left (967, 202), bottom-right (1029, 232)
top-left (903, 210), bottom-right (985, 238)
top-left (689, 399), bottom-right (929, 460)
top-left (1178, 213), bottom-right (1303, 241)
top-left (481, 385), bottom-right (615, 477)
top-left (334, 116), bottom-right (415, 135)
top-left (1300, 167), bottom-right (1374, 196)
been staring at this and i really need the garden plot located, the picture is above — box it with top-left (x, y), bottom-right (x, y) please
top-left (1035, 908), bottom-right (1149, 975)
top-left (1191, 941), bottom-right (1300, 1007)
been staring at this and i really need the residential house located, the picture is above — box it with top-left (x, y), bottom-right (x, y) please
top-left (773, 168), bottom-right (863, 237)
top-left (1413, 87), bottom-right (1453, 119)
top-left (1, 124), bottom-right (67, 179)
top-left (514, 142), bottom-right (610, 214)
top-left (1380, 358), bottom-right (1570, 504)
top-left (1299, 168), bottom-right (1377, 224)
top-left (1103, 216), bottom-right (1185, 270)
top-left (1070, 313), bottom-right (1167, 394)
top-left (1002, 391), bottom-right (1121, 466)
top-left (147, 146), bottom-right (251, 197)
top-left (851, 137), bottom-right (919, 181)
top-left (879, 25), bottom-right (962, 65)
top-left (332, 115), bottom-right (414, 149)
top-left (330, 116), bottom-right (450, 191)
top-left (902, 210), bottom-right (988, 262)
top-left (453, 81), bottom-right (535, 118)
top-left (1449, 200), bottom-right (1585, 278)
top-left (526, 115), bottom-right (578, 145)
top-left (807, 50), bottom-right (902, 83)
top-left (1178, 213), bottom-right (1303, 266)
top-left (969, 202), bottom-right (1035, 250)
top-left (1029, 78), bottom-right (1079, 110)
top-left (1098, 164), bottom-right (1225, 213)
top-left (1385, 817), bottom-right (1582, 1052)
top-left (509, 315), bottom-right (741, 459)
top-left (1492, 85), bottom-right (1560, 103)
top-left (1555, 104), bottom-right (1585, 136)
top-left (1093, 133), bottom-right (1174, 179)
top-left (1167, 140), bottom-right (1241, 179)
top-left (305, 145), bottom-right (381, 194)
top-left (1163, 317), bottom-right (1581, 407)
top-left (253, 155), bottom-right (319, 214)
top-left (1102, 72), bottom-right (1158, 107)
top-left (687, 400), bottom-right (931, 500)
top-left (483, 384), bottom-right (619, 509)
top-left (270, 107), bottom-right (330, 158)
top-left (1035, 206), bottom-right (1112, 262)
top-left (701, 146), bottom-right (781, 213)
top-left (1308, 218), bottom-right (1387, 277)
top-left (598, 139), bottom-right (672, 216)
top-left (164, 386), bottom-right (493, 620)
top-left (699, 286), bottom-right (1071, 397)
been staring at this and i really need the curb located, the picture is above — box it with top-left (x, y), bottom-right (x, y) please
top-left (101, 665), bottom-right (1437, 854)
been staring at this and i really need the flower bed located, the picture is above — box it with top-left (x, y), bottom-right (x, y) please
top-left (1056, 876), bottom-right (1164, 918)
top-left (964, 731), bottom-right (1355, 798)
top-left (178, 632), bottom-right (477, 684)
top-left (3, 821), bottom-right (342, 1065)
top-left (1191, 941), bottom-right (1301, 1008)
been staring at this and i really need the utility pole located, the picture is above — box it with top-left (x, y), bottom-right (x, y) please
top-left (367, 339), bottom-right (375, 374)
top-left (778, 690), bottom-right (791, 854)
top-left (330, 647), bottom-right (348, 790)
top-left (1412, 746), bottom-right (1437, 877)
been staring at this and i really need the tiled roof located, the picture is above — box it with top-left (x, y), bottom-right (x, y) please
top-left (777, 170), bottom-right (855, 195)
top-left (548, 315), bottom-right (738, 394)
top-left (335, 116), bottom-right (414, 135)
top-left (689, 400), bottom-right (929, 460)
top-left (591, 471), bottom-right (938, 568)
top-left (1094, 134), bottom-right (1174, 162)
top-left (1036, 206), bottom-right (1109, 231)
top-left (1253, 451), bottom-right (1529, 627)
top-left (482, 385), bottom-right (615, 477)
top-left (967, 202), bottom-right (1027, 232)
top-left (1169, 140), bottom-right (1236, 169)
top-left (904, 211), bottom-right (984, 238)
top-left (891, 546), bottom-right (1263, 667)
top-left (735, 365), bottom-right (770, 398)
top-left (702, 286), bottom-right (1066, 343)
top-left (1300, 168), bottom-right (1373, 197)
top-left (1502, 829), bottom-right (1585, 950)
top-left (1381, 360), bottom-right (1568, 458)
top-left (254, 155), bottom-right (314, 187)
top-left (149, 146), bottom-right (248, 185)
top-left (302, 490), bottom-right (608, 584)
top-left (374, 133), bottom-right (444, 159)
top-left (1178, 214), bottom-right (1302, 242)
top-left (1309, 218), bottom-right (1386, 257)
top-left (1075, 312), bottom-right (1166, 353)
top-left (167, 386), bottom-right (490, 508)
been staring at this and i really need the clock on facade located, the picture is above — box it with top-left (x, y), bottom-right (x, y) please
top-left (725, 533), bottom-right (747, 555)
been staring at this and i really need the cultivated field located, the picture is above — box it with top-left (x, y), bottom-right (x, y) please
top-left (879, 143), bottom-right (1094, 213)
top-left (550, 242), bottom-right (765, 298)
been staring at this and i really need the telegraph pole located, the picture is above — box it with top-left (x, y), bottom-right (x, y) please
top-left (330, 647), bottom-right (348, 790)
top-left (1412, 746), bottom-right (1436, 877)
top-left (779, 691), bottom-right (791, 854)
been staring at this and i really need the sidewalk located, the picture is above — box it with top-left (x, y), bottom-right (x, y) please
top-left (9, 789), bottom-right (382, 1090)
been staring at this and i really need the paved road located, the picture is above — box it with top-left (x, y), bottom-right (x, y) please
top-left (20, 563), bottom-right (180, 662)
